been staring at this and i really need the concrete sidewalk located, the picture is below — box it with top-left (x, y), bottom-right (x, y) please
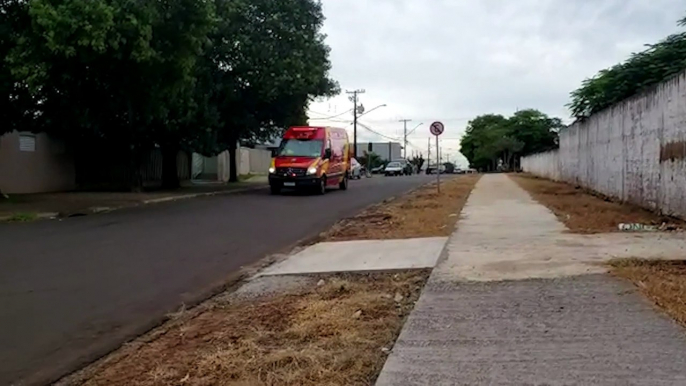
top-left (377, 174), bottom-right (686, 385)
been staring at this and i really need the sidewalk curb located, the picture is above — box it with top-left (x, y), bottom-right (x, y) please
top-left (141, 184), bottom-right (268, 205)
top-left (0, 212), bottom-right (59, 222)
top-left (0, 184), bottom-right (268, 223)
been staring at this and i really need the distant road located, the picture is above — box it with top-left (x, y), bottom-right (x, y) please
top-left (0, 175), bottom-right (433, 385)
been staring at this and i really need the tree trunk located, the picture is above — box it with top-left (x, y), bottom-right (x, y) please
top-left (228, 139), bottom-right (239, 183)
top-left (129, 147), bottom-right (144, 192)
top-left (161, 145), bottom-right (180, 189)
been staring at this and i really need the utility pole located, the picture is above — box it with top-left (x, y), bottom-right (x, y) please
top-left (346, 89), bottom-right (365, 158)
top-left (426, 137), bottom-right (431, 174)
top-left (399, 118), bottom-right (412, 158)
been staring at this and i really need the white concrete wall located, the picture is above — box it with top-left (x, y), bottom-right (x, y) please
top-left (239, 148), bottom-right (251, 175)
top-left (246, 147), bottom-right (271, 174)
top-left (521, 150), bottom-right (561, 182)
top-left (522, 70), bottom-right (686, 219)
top-left (217, 150), bottom-right (233, 182)
top-left (217, 146), bottom-right (272, 182)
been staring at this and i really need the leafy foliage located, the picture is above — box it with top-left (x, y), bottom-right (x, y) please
top-left (568, 14), bottom-right (686, 118)
top-left (460, 109), bottom-right (561, 172)
top-left (0, 0), bottom-right (35, 135)
top-left (409, 155), bottom-right (425, 171)
top-left (206, 0), bottom-right (338, 181)
top-left (358, 151), bottom-right (384, 169)
top-left (1, 0), bottom-right (337, 187)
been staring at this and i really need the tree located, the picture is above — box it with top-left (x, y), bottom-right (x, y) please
top-left (207, 0), bottom-right (338, 182)
top-left (358, 151), bottom-right (384, 169)
top-left (2, 0), bottom-right (338, 190)
top-left (460, 114), bottom-right (509, 171)
top-left (8, 0), bottom-right (216, 189)
top-left (460, 110), bottom-right (560, 172)
top-left (410, 154), bottom-right (425, 171)
top-left (0, 0), bottom-right (37, 136)
top-left (568, 14), bottom-right (686, 118)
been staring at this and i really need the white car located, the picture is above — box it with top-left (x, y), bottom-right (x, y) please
top-left (384, 161), bottom-right (404, 176)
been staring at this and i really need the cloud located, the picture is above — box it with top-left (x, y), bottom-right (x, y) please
top-left (309, 0), bottom-right (685, 165)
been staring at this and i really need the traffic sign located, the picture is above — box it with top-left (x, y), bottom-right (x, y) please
top-left (430, 121), bottom-right (444, 136)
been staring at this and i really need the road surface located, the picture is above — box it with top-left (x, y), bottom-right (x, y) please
top-left (0, 175), bottom-right (433, 385)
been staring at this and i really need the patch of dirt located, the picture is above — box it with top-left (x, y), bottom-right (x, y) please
top-left (510, 174), bottom-right (685, 234)
top-left (58, 270), bottom-right (430, 386)
top-left (324, 175), bottom-right (480, 241)
top-left (611, 259), bottom-right (686, 326)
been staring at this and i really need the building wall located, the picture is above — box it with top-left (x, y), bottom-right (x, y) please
top-left (246, 147), bottom-right (271, 175)
top-left (217, 146), bottom-right (272, 182)
top-left (0, 131), bottom-right (75, 194)
top-left (521, 70), bottom-right (686, 219)
top-left (355, 142), bottom-right (402, 161)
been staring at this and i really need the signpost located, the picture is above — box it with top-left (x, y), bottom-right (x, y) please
top-left (429, 121), bottom-right (444, 193)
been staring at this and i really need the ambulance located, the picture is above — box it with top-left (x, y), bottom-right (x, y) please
top-left (268, 126), bottom-right (351, 194)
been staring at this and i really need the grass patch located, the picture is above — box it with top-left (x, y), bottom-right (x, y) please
top-left (324, 174), bottom-right (480, 241)
top-left (5, 212), bottom-right (38, 222)
top-left (61, 270), bottom-right (430, 386)
top-left (611, 259), bottom-right (686, 326)
top-left (510, 173), bottom-right (684, 233)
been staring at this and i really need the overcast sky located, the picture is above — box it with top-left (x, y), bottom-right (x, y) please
top-left (307, 0), bottom-right (685, 166)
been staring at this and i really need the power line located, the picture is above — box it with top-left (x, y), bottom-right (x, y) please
top-left (356, 121), bottom-right (402, 142)
top-left (308, 108), bottom-right (353, 120)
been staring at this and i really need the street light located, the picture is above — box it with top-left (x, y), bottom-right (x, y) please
top-left (357, 104), bottom-right (387, 118)
top-left (407, 122), bottom-right (423, 136)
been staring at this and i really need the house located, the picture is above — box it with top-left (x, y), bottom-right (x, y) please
top-left (0, 131), bottom-right (75, 194)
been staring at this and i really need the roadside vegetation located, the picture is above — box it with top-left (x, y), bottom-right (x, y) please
top-left (459, 109), bottom-right (563, 172)
top-left (1, 0), bottom-right (337, 189)
top-left (568, 14), bottom-right (686, 118)
top-left (611, 259), bottom-right (686, 328)
top-left (55, 176), bottom-right (478, 385)
top-left (510, 174), bottom-right (685, 233)
top-left (58, 270), bottom-right (429, 386)
top-left (5, 212), bottom-right (38, 223)
top-left (325, 174), bottom-right (480, 241)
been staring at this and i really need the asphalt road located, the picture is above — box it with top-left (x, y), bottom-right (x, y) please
top-left (0, 174), bottom-right (433, 386)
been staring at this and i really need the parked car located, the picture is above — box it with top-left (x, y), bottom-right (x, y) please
top-left (350, 158), bottom-right (363, 179)
top-left (425, 164), bottom-right (445, 174)
top-left (390, 158), bottom-right (413, 175)
top-left (371, 165), bottom-right (386, 174)
top-left (384, 161), bottom-right (404, 176)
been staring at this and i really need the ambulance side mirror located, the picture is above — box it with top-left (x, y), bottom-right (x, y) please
top-left (323, 148), bottom-right (332, 159)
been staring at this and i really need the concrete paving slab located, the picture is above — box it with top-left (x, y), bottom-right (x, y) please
top-left (259, 237), bottom-right (447, 276)
top-left (376, 175), bottom-right (686, 385)
top-left (377, 275), bottom-right (686, 385)
top-left (434, 175), bottom-right (686, 282)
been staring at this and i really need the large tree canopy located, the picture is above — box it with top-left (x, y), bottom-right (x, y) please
top-left (460, 109), bottom-right (561, 172)
top-left (0, 0), bottom-right (36, 136)
top-left (207, 0), bottom-right (338, 181)
top-left (568, 13), bottom-right (686, 118)
top-left (1, 0), bottom-right (337, 188)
